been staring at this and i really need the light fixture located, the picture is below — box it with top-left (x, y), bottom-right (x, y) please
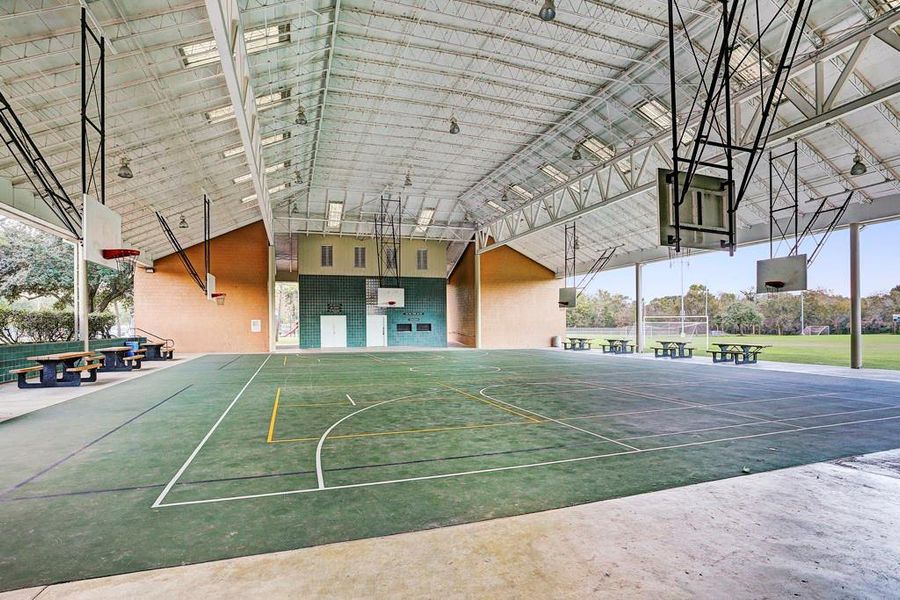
top-left (850, 154), bottom-right (867, 176)
top-left (571, 145), bottom-right (582, 161)
top-left (404, 170), bottom-right (412, 187)
top-left (295, 104), bottom-right (308, 125)
top-left (117, 157), bottom-right (133, 179)
top-left (501, 188), bottom-right (509, 202)
top-left (295, 171), bottom-right (303, 184)
top-left (178, 214), bottom-right (188, 229)
top-left (144, 267), bottom-right (155, 274)
top-left (538, 0), bottom-right (556, 21)
top-left (449, 116), bottom-right (460, 134)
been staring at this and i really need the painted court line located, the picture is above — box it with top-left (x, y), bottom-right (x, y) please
top-left (151, 354), bottom-right (272, 508)
top-left (346, 394), bottom-right (356, 406)
top-left (478, 388), bottom-right (640, 451)
top-left (154, 413), bottom-right (900, 508)
top-left (314, 394), bottom-right (418, 489)
top-left (440, 383), bottom-right (540, 423)
top-left (266, 388), bottom-right (281, 443)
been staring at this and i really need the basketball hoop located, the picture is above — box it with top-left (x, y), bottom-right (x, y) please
top-left (211, 292), bottom-right (226, 306)
top-left (764, 280), bottom-right (785, 294)
top-left (101, 248), bottom-right (140, 276)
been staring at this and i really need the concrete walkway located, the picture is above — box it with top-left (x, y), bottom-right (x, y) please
top-left (3, 449), bottom-right (898, 599)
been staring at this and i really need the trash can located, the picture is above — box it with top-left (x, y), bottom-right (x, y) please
top-left (125, 341), bottom-right (140, 357)
top-left (551, 335), bottom-right (562, 348)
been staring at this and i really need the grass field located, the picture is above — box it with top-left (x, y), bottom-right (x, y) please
top-left (2, 349), bottom-right (900, 591)
top-left (584, 334), bottom-right (900, 370)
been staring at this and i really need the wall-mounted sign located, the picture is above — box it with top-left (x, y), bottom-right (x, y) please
top-left (327, 303), bottom-right (343, 314)
top-left (250, 319), bottom-right (262, 333)
top-left (403, 311), bottom-right (424, 316)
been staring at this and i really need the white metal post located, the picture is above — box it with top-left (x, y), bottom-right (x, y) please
top-left (635, 263), bottom-right (644, 352)
top-left (268, 244), bottom-right (276, 352)
top-left (75, 242), bottom-right (89, 351)
top-left (474, 249), bottom-right (482, 349)
top-left (849, 223), bottom-right (862, 368)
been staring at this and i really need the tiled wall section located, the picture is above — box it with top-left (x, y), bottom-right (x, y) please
top-left (298, 275), bottom-right (367, 348)
top-left (298, 275), bottom-right (447, 349)
top-left (0, 338), bottom-right (143, 384)
top-left (387, 278), bottom-right (447, 348)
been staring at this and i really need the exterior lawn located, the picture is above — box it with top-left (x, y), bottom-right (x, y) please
top-left (584, 334), bottom-right (900, 370)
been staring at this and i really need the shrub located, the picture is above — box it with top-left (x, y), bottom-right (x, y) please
top-left (89, 312), bottom-right (116, 339)
top-left (0, 309), bottom-right (116, 344)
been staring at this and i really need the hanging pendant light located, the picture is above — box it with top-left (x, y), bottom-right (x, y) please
top-left (295, 105), bottom-right (308, 126)
top-left (178, 214), bottom-right (188, 229)
top-left (404, 170), bottom-right (412, 187)
top-left (571, 145), bottom-right (582, 161)
top-left (449, 116), bottom-right (460, 134)
top-left (501, 188), bottom-right (509, 202)
top-left (850, 154), bottom-right (867, 176)
top-left (117, 157), bottom-right (133, 179)
top-left (538, 0), bottom-right (556, 22)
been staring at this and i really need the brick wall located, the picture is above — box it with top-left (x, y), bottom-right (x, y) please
top-left (447, 243), bottom-right (476, 347)
top-left (134, 223), bottom-right (270, 353)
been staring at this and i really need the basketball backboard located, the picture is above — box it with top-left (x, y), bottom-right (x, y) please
top-left (82, 196), bottom-right (122, 269)
top-left (657, 169), bottom-right (731, 250)
top-left (558, 287), bottom-right (577, 308)
top-left (377, 287), bottom-right (405, 308)
top-left (206, 273), bottom-right (217, 301)
top-left (756, 254), bottom-right (808, 293)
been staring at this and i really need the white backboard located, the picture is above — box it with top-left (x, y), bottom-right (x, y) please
top-left (206, 273), bottom-right (217, 301)
top-left (82, 195), bottom-right (123, 269)
top-left (756, 255), bottom-right (808, 293)
top-left (377, 287), bottom-right (405, 308)
top-left (559, 287), bottom-right (577, 308)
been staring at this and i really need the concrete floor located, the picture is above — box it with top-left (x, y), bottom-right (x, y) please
top-left (3, 448), bottom-right (897, 599)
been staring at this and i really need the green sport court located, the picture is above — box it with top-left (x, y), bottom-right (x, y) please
top-left (2, 350), bottom-right (899, 591)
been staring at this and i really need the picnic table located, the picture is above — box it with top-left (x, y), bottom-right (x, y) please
top-left (653, 340), bottom-right (694, 359)
top-left (601, 339), bottom-right (635, 354)
top-left (11, 351), bottom-right (100, 389)
top-left (140, 342), bottom-right (173, 361)
top-left (564, 337), bottom-right (592, 351)
top-left (708, 342), bottom-right (770, 365)
top-left (96, 346), bottom-right (142, 372)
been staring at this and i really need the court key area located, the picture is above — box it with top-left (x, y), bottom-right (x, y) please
top-left (2, 349), bottom-right (899, 591)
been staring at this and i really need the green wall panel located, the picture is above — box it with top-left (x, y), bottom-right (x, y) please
top-left (298, 275), bottom-right (447, 349)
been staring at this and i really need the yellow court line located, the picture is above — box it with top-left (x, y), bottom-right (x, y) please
top-left (266, 388), bottom-right (282, 443)
top-left (279, 401), bottom-right (352, 408)
top-left (283, 356), bottom-right (287, 367)
top-left (439, 383), bottom-right (540, 423)
top-left (269, 419), bottom-right (546, 444)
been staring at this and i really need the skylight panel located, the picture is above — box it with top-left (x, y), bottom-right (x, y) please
top-left (509, 185), bottom-right (533, 200)
top-left (415, 208), bottom-right (435, 233)
top-left (486, 201), bottom-right (505, 212)
top-left (179, 24), bottom-right (290, 68)
top-left (205, 90), bottom-right (290, 124)
top-left (730, 43), bottom-right (772, 86)
top-left (637, 99), bottom-right (672, 130)
top-left (223, 132), bottom-right (289, 158)
top-left (326, 202), bottom-right (343, 228)
top-left (240, 183), bottom-right (289, 204)
top-left (581, 137), bottom-right (614, 161)
top-left (233, 161), bottom-right (290, 184)
top-left (540, 164), bottom-right (569, 184)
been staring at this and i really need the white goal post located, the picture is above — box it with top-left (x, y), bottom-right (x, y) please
top-left (643, 315), bottom-right (709, 349)
top-left (801, 325), bottom-right (830, 335)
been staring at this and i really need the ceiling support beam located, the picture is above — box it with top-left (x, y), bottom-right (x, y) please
top-left (476, 14), bottom-right (900, 255)
top-left (205, 0), bottom-right (273, 243)
top-left (306, 0), bottom-right (341, 202)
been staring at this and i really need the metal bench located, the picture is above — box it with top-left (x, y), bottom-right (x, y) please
top-left (65, 363), bottom-right (102, 383)
top-left (9, 365), bottom-right (44, 389)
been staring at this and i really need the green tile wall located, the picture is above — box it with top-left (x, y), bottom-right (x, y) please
top-left (298, 275), bottom-right (447, 349)
top-left (387, 277), bottom-right (447, 348)
top-left (299, 275), bottom-right (367, 349)
top-left (0, 338), bottom-right (145, 384)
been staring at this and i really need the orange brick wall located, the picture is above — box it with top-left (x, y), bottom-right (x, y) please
top-left (447, 243), bottom-right (476, 347)
top-left (480, 245), bottom-right (565, 348)
top-left (134, 222), bottom-right (270, 353)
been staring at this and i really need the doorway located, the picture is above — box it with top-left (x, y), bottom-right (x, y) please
top-left (320, 315), bottom-right (348, 348)
top-left (366, 314), bottom-right (387, 347)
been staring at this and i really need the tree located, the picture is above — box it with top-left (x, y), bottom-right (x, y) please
top-left (0, 218), bottom-right (132, 312)
top-left (722, 301), bottom-right (762, 334)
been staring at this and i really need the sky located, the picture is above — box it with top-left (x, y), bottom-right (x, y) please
top-left (584, 219), bottom-right (900, 300)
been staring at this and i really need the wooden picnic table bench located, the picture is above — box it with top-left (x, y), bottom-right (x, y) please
top-left (95, 346), bottom-right (137, 372)
top-left (564, 337), bottom-right (592, 351)
top-left (601, 339), bottom-right (635, 354)
top-left (12, 351), bottom-right (97, 389)
top-left (708, 343), bottom-right (770, 365)
top-left (652, 340), bottom-right (694, 359)
top-left (140, 342), bottom-right (174, 361)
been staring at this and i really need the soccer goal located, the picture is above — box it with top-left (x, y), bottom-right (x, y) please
top-left (643, 315), bottom-right (709, 349)
top-left (802, 325), bottom-right (830, 336)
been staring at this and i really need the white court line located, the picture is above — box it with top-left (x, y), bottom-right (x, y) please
top-left (151, 354), bottom-right (273, 508)
top-left (476, 389), bottom-right (639, 451)
top-left (315, 394), bottom-right (418, 489)
top-left (154, 413), bottom-right (900, 508)
top-left (346, 394), bottom-right (356, 406)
